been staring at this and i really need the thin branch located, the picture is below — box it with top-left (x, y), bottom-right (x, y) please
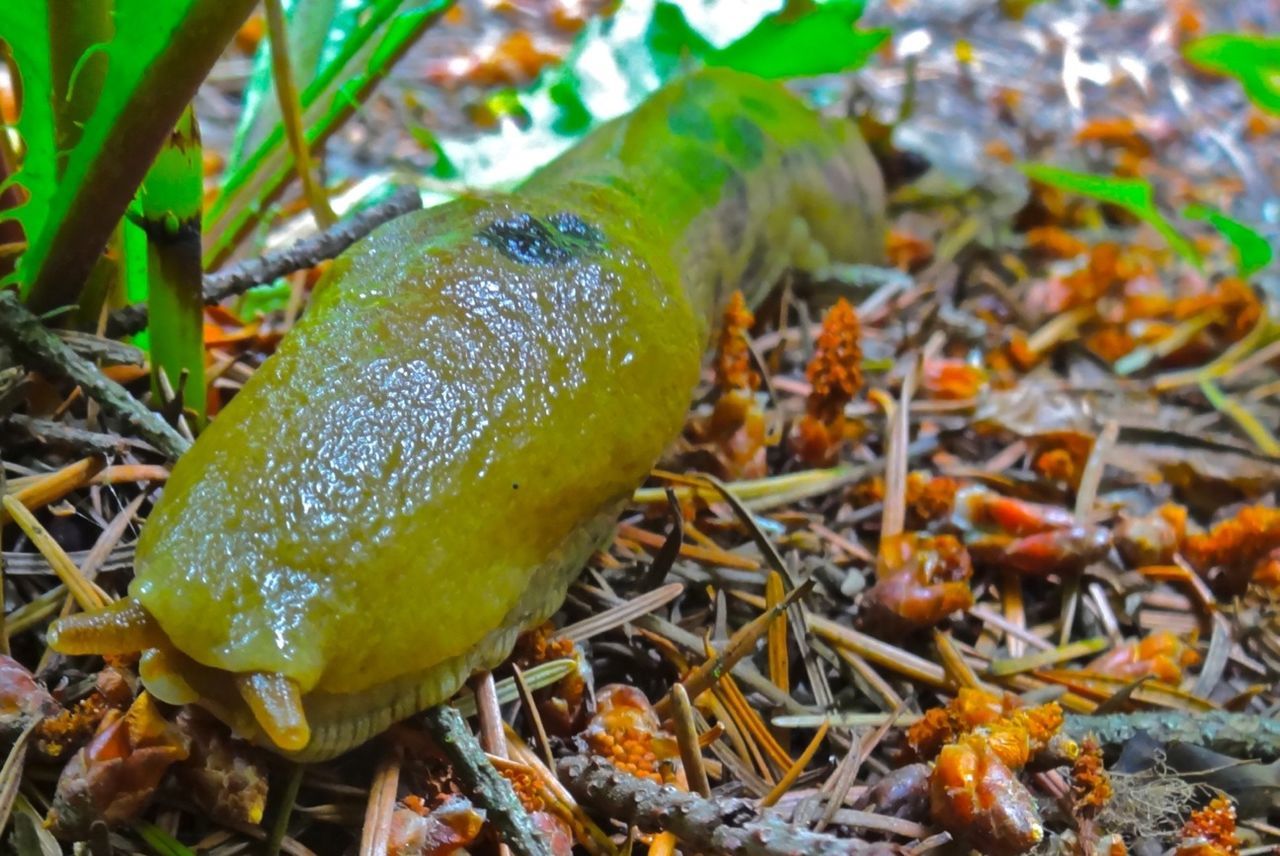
top-left (108, 186), bottom-right (422, 336)
top-left (0, 291), bottom-right (189, 459)
top-left (5, 414), bottom-right (155, 456)
top-left (420, 705), bottom-right (550, 856)
top-left (557, 755), bottom-right (904, 856)
top-left (1062, 711), bottom-right (1280, 760)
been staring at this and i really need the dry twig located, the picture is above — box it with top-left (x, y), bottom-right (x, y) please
top-left (558, 755), bottom-right (906, 856)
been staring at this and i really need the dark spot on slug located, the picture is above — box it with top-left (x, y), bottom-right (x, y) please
top-left (548, 212), bottom-right (604, 246)
top-left (478, 213), bottom-right (574, 266)
top-left (741, 94), bottom-right (780, 121)
top-left (726, 116), bottom-right (765, 168)
top-left (667, 99), bottom-right (718, 143)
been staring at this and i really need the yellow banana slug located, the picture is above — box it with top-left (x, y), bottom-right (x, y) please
top-left (49, 68), bottom-right (885, 760)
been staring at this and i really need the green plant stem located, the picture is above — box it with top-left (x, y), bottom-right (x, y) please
top-left (204, 0), bottom-right (451, 267)
top-left (137, 105), bottom-right (206, 422)
top-left (263, 0), bottom-right (335, 230)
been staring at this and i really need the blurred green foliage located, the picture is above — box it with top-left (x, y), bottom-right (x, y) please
top-left (1184, 34), bottom-right (1280, 115)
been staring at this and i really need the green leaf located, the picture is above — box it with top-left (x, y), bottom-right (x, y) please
top-left (228, 0), bottom-right (360, 172)
top-left (204, 0), bottom-right (453, 268)
top-left (436, 0), bottom-right (873, 190)
top-left (133, 820), bottom-right (198, 856)
top-left (1183, 203), bottom-right (1274, 277)
top-left (9, 0), bottom-right (259, 312)
top-left (707, 1), bottom-right (888, 79)
top-left (237, 280), bottom-right (294, 319)
top-left (1183, 34), bottom-right (1280, 115)
top-left (1019, 163), bottom-right (1201, 267)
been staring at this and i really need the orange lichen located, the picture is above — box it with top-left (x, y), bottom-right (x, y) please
top-left (956, 487), bottom-right (1076, 537)
top-left (996, 703), bottom-right (1065, 763)
top-left (1087, 631), bottom-right (1201, 684)
top-left (46, 693), bottom-right (190, 839)
top-left (790, 298), bottom-right (863, 465)
top-left (922, 358), bottom-right (986, 400)
top-left (700, 391), bottom-right (768, 479)
top-left (1115, 504), bottom-right (1187, 567)
top-left (388, 795), bottom-right (486, 856)
top-left (1075, 117), bottom-right (1152, 156)
top-left (930, 737), bottom-right (1043, 856)
top-left (1175, 796), bottom-right (1239, 856)
top-left (1253, 547), bottom-right (1280, 588)
top-left (852, 473), bottom-right (959, 527)
top-left (35, 693), bottom-right (110, 760)
top-left (512, 624), bottom-right (589, 736)
top-left (713, 291), bottom-right (759, 393)
top-left (906, 690), bottom-right (1066, 772)
top-left (692, 291), bottom-right (767, 478)
top-left (1070, 737), bottom-right (1113, 820)
top-left (1033, 448), bottom-right (1079, 485)
top-left (907, 473), bottom-right (960, 524)
top-left (906, 688), bottom-right (1017, 761)
top-left (1029, 242), bottom-right (1158, 317)
top-left (860, 533), bottom-right (974, 638)
top-left (503, 765), bottom-right (548, 814)
top-left (1025, 226), bottom-right (1088, 260)
top-left (886, 229), bottom-right (934, 272)
top-left (1183, 505), bottom-right (1280, 592)
top-left (583, 685), bottom-right (683, 786)
top-left (806, 298), bottom-right (863, 423)
top-left (1173, 277), bottom-right (1261, 344)
top-left (923, 694), bottom-right (1070, 854)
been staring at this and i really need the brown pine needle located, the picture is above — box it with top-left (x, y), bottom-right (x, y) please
top-left (988, 637), bottom-right (1110, 676)
top-left (511, 665), bottom-right (554, 772)
top-left (358, 744), bottom-right (401, 856)
top-left (714, 666), bottom-right (792, 776)
top-left (2, 496), bottom-right (108, 613)
top-left (654, 580), bottom-right (810, 719)
top-left (0, 457), bottom-right (102, 524)
top-left (615, 523), bottom-right (759, 570)
top-left (670, 684), bottom-right (711, 798)
top-left (732, 591), bottom-right (948, 688)
top-left (553, 583), bottom-right (683, 643)
top-left (1000, 569), bottom-right (1027, 658)
top-left (932, 630), bottom-right (985, 690)
top-left (760, 720), bottom-right (829, 808)
top-left (765, 571), bottom-right (790, 695)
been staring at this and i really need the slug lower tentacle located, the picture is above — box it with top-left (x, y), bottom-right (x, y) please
top-left (48, 68), bottom-right (885, 760)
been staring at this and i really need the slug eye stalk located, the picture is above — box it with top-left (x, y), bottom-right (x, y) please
top-left (237, 672), bottom-right (312, 752)
top-left (47, 597), bottom-right (169, 654)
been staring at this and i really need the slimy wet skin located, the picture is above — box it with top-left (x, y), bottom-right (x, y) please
top-left (49, 68), bottom-right (885, 760)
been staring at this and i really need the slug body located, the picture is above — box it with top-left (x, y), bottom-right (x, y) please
top-left (51, 69), bottom-right (885, 759)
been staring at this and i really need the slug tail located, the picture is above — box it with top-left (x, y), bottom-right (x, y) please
top-left (47, 597), bottom-right (168, 654)
top-left (237, 672), bottom-right (312, 752)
